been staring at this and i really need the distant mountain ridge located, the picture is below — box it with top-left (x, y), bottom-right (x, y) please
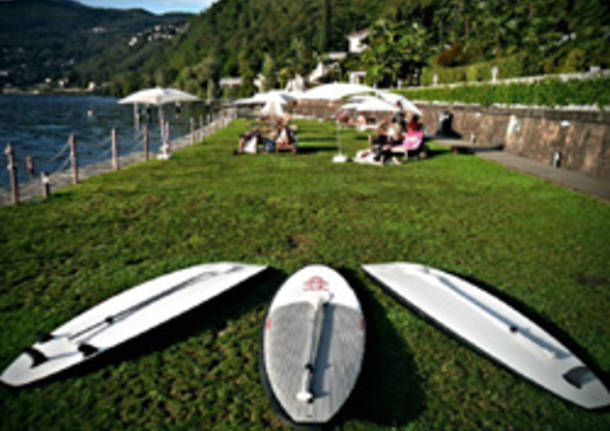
top-left (0, 0), bottom-right (191, 89)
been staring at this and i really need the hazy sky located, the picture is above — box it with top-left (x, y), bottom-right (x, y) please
top-left (78, 1), bottom-right (216, 14)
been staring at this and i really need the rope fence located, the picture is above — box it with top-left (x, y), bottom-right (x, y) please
top-left (1, 107), bottom-right (236, 206)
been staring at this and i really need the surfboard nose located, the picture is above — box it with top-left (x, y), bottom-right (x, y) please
top-left (1, 353), bottom-right (39, 386)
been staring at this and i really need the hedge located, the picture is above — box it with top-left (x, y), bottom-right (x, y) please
top-left (421, 54), bottom-right (540, 86)
top-left (396, 77), bottom-right (610, 108)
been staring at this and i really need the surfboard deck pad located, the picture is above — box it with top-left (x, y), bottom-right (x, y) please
top-left (261, 265), bottom-right (365, 425)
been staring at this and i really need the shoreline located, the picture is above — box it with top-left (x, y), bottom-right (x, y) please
top-left (0, 114), bottom-right (233, 207)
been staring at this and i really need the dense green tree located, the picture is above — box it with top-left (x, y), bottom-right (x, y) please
top-left (5, 0), bottom-right (609, 93)
top-left (261, 53), bottom-right (277, 91)
top-left (318, 0), bottom-right (332, 53)
top-left (238, 49), bottom-right (256, 97)
top-left (207, 78), bottom-right (216, 101)
top-left (362, 18), bottom-right (429, 87)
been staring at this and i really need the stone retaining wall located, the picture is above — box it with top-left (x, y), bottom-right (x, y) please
top-left (416, 103), bottom-right (609, 181)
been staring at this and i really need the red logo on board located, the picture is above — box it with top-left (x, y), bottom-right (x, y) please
top-left (304, 276), bottom-right (329, 291)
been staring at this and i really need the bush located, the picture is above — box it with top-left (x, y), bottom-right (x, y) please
top-left (419, 54), bottom-right (548, 86)
top-left (560, 48), bottom-right (586, 73)
top-left (433, 44), bottom-right (463, 67)
top-left (395, 77), bottom-right (610, 108)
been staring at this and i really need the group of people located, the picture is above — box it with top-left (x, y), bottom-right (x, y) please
top-left (235, 115), bottom-right (298, 155)
top-left (357, 108), bottom-right (424, 165)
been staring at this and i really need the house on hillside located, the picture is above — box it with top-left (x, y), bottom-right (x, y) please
top-left (347, 29), bottom-right (369, 54)
top-left (285, 74), bottom-right (305, 93)
top-left (254, 74), bottom-right (266, 92)
top-left (307, 29), bottom-right (369, 84)
top-left (348, 71), bottom-right (366, 84)
top-left (220, 77), bottom-right (242, 88)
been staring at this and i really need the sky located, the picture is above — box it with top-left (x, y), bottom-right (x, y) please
top-left (78, 1), bottom-right (216, 15)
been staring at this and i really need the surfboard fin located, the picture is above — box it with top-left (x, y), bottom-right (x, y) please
top-left (78, 343), bottom-right (99, 357)
top-left (563, 366), bottom-right (594, 389)
top-left (24, 347), bottom-right (48, 368)
top-left (36, 332), bottom-right (54, 343)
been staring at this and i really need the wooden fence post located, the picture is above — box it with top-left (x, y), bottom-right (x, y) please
top-left (111, 128), bottom-right (118, 171)
top-left (5, 143), bottom-right (19, 205)
top-left (190, 117), bottom-right (195, 146)
top-left (166, 121), bottom-right (171, 153)
top-left (26, 155), bottom-right (35, 179)
top-left (69, 133), bottom-right (78, 184)
top-left (41, 171), bottom-right (50, 199)
top-left (199, 115), bottom-right (204, 140)
top-left (143, 125), bottom-right (149, 161)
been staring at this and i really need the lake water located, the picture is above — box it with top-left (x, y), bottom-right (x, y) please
top-left (0, 94), bottom-right (205, 187)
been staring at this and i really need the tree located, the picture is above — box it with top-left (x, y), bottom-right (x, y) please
top-left (261, 53), bottom-right (276, 91)
top-left (361, 19), bottom-right (429, 87)
top-left (154, 69), bottom-right (166, 87)
top-left (318, 0), bottom-right (332, 53)
top-left (278, 67), bottom-right (294, 89)
top-left (206, 78), bottom-right (216, 101)
top-left (238, 49), bottom-right (255, 97)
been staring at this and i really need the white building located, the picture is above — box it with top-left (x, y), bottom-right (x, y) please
top-left (308, 61), bottom-right (341, 83)
top-left (220, 77), bottom-right (243, 88)
top-left (326, 52), bottom-right (347, 61)
top-left (306, 29), bottom-right (369, 84)
top-left (347, 29), bottom-right (369, 54)
top-left (348, 71), bottom-right (366, 84)
top-left (254, 73), bottom-right (266, 92)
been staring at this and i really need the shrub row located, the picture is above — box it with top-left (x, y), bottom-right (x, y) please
top-left (397, 77), bottom-right (610, 108)
top-left (420, 54), bottom-right (540, 86)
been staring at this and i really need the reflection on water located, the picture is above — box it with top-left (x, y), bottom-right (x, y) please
top-left (0, 94), bottom-right (206, 187)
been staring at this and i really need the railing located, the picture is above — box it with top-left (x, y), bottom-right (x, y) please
top-left (1, 107), bottom-right (236, 206)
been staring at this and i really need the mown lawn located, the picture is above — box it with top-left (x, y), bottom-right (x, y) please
top-left (1, 119), bottom-right (608, 431)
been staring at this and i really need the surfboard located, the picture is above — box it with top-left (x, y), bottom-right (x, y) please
top-left (362, 262), bottom-right (610, 409)
top-left (261, 265), bottom-right (366, 427)
top-left (1, 262), bottom-right (266, 387)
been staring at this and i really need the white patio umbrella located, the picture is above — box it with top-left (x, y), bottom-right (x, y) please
top-left (118, 87), bottom-right (200, 157)
top-left (340, 96), bottom-right (400, 113)
top-left (260, 99), bottom-right (285, 117)
top-left (119, 87), bottom-right (200, 105)
top-left (375, 90), bottom-right (422, 116)
top-left (235, 91), bottom-right (296, 106)
top-left (299, 82), bottom-right (377, 101)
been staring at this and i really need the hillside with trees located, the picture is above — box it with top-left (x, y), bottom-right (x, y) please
top-left (0, 0), bottom-right (189, 90)
top-left (2, 0), bottom-right (608, 96)
top-left (120, 0), bottom-right (608, 98)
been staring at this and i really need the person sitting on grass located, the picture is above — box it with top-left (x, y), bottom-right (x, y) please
top-left (275, 123), bottom-right (298, 151)
top-left (353, 121), bottom-right (390, 165)
top-left (234, 127), bottom-right (262, 154)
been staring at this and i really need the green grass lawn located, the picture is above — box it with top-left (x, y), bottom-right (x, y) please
top-left (1, 119), bottom-right (609, 430)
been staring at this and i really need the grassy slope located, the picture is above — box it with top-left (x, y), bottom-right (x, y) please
top-left (0, 119), bottom-right (608, 430)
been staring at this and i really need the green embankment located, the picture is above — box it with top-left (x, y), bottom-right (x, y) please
top-left (1, 120), bottom-right (609, 430)
top-left (397, 77), bottom-right (610, 108)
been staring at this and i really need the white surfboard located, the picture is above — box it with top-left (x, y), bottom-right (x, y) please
top-left (362, 262), bottom-right (610, 409)
top-left (2, 262), bottom-right (266, 386)
top-left (261, 265), bottom-right (366, 426)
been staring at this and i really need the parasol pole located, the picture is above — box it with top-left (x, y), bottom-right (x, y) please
top-left (158, 104), bottom-right (165, 146)
top-left (332, 113), bottom-right (348, 163)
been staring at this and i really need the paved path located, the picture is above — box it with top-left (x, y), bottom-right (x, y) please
top-left (477, 151), bottom-right (610, 201)
top-left (432, 138), bottom-right (609, 202)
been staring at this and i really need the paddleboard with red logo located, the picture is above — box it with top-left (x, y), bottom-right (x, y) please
top-left (260, 265), bottom-right (365, 428)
